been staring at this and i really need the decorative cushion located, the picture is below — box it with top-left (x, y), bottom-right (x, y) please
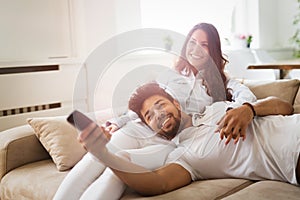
top-left (27, 116), bottom-right (87, 171)
top-left (294, 87), bottom-right (300, 114)
top-left (244, 79), bottom-right (300, 105)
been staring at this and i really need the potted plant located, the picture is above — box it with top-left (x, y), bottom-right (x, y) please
top-left (246, 35), bottom-right (253, 48)
top-left (163, 35), bottom-right (173, 51)
top-left (231, 33), bottom-right (252, 48)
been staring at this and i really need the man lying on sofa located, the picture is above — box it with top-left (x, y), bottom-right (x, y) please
top-left (78, 82), bottom-right (300, 196)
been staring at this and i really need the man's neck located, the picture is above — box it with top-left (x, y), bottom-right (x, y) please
top-left (178, 112), bottom-right (193, 132)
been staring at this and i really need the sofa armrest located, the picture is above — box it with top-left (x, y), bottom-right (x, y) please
top-left (0, 125), bottom-right (50, 180)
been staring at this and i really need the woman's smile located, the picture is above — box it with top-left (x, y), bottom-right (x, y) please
top-left (188, 53), bottom-right (205, 61)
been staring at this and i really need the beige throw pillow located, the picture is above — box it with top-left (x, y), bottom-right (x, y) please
top-left (294, 88), bottom-right (300, 114)
top-left (27, 116), bottom-right (87, 171)
top-left (244, 79), bottom-right (300, 105)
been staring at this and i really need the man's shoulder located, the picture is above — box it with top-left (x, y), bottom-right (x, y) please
top-left (192, 102), bottom-right (229, 126)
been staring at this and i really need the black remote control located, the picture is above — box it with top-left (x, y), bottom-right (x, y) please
top-left (67, 110), bottom-right (95, 131)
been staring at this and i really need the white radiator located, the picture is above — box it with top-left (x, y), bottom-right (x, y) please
top-left (0, 61), bottom-right (87, 131)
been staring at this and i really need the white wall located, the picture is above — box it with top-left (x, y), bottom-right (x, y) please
top-left (257, 0), bottom-right (279, 49)
top-left (276, 0), bottom-right (297, 48)
top-left (0, 0), bottom-right (297, 62)
top-left (0, 0), bottom-right (72, 61)
top-left (258, 0), bottom-right (297, 50)
top-left (72, 0), bottom-right (141, 59)
top-left (81, 0), bottom-right (117, 57)
top-left (0, 0), bottom-right (142, 62)
top-left (115, 0), bottom-right (141, 33)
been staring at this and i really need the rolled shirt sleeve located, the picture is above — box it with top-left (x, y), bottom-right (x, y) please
top-left (227, 79), bottom-right (257, 108)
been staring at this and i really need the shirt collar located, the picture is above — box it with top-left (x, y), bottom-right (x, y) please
top-left (192, 113), bottom-right (205, 127)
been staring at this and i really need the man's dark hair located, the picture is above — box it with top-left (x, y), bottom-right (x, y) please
top-left (128, 82), bottom-right (175, 123)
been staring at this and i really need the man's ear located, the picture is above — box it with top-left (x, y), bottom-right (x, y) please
top-left (173, 100), bottom-right (181, 110)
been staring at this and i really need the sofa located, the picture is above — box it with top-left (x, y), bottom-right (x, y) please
top-left (1, 79), bottom-right (300, 200)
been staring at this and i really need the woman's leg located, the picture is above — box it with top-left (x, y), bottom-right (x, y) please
top-left (53, 153), bottom-right (106, 200)
top-left (107, 121), bottom-right (154, 153)
top-left (77, 123), bottom-right (149, 200)
top-left (78, 144), bottom-right (175, 200)
top-left (54, 121), bottom-right (148, 199)
top-left (55, 121), bottom-right (164, 199)
top-left (80, 168), bottom-right (126, 200)
top-left (125, 144), bottom-right (176, 169)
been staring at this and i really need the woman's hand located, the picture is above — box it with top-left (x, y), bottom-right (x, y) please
top-left (216, 105), bottom-right (254, 145)
top-left (105, 123), bottom-right (119, 133)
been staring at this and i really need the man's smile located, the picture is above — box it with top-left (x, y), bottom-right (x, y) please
top-left (161, 116), bottom-right (171, 129)
top-left (158, 114), bottom-right (173, 130)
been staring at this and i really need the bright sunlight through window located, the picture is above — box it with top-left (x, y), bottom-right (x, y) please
top-left (140, 0), bottom-right (243, 47)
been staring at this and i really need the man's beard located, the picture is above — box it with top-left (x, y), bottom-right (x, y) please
top-left (159, 111), bottom-right (181, 140)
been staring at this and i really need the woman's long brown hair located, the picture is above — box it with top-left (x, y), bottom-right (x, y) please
top-left (174, 23), bottom-right (232, 102)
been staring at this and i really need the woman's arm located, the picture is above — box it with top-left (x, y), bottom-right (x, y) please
top-left (217, 96), bottom-right (293, 144)
top-left (79, 123), bottom-right (192, 196)
top-left (253, 96), bottom-right (294, 116)
top-left (105, 110), bottom-right (139, 133)
top-left (226, 78), bottom-right (257, 105)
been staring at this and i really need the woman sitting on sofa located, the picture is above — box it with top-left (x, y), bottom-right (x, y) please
top-left (54, 23), bottom-right (258, 200)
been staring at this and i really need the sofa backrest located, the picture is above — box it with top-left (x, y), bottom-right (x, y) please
top-left (243, 79), bottom-right (300, 114)
top-left (294, 87), bottom-right (300, 113)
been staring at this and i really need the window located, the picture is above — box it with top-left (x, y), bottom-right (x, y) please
top-left (140, 0), bottom-right (239, 46)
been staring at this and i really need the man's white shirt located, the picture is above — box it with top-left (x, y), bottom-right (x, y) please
top-left (167, 102), bottom-right (300, 185)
